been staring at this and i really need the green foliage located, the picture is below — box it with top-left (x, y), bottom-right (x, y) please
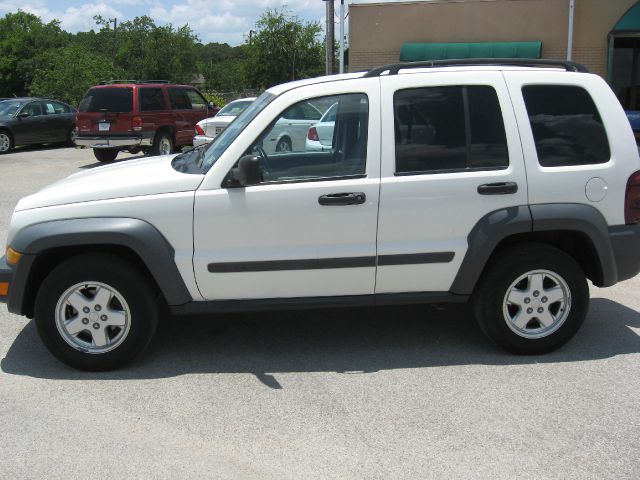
top-left (0, 11), bottom-right (69, 96)
top-left (28, 45), bottom-right (125, 106)
top-left (200, 92), bottom-right (226, 108)
top-left (245, 9), bottom-right (325, 89)
top-left (0, 8), bottom-right (331, 102)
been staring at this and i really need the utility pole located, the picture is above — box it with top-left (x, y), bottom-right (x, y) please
top-left (325, 0), bottom-right (335, 75)
top-left (110, 18), bottom-right (117, 66)
top-left (566, 0), bottom-right (574, 61)
top-left (339, 0), bottom-right (345, 74)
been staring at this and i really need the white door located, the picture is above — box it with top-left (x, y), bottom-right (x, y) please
top-left (193, 83), bottom-right (381, 300)
top-left (376, 71), bottom-right (528, 294)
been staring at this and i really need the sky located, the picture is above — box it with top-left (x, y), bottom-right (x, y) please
top-left (0, 0), bottom-right (404, 46)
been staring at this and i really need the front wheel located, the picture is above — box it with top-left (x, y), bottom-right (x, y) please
top-left (0, 130), bottom-right (13, 154)
top-left (93, 148), bottom-right (119, 163)
top-left (34, 253), bottom-right (158, 371)
top-left (472, 243), bottom-right (589, 354)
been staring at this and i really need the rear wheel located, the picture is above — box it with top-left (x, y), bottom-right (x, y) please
top-left (0, 130), bottom-right (13, 154)
top-left (93, 148), bottom-right (119, 163)
top-left (34, 253), bottom-right (158, 371)
top-left (472, 243), bottom-right (589, 354)
top-left (152, 131), bottom-right (174, 156)
top-left (67, 125), bottom-right (77, 147)
top-left (275, 137), bottom-right (292, 153)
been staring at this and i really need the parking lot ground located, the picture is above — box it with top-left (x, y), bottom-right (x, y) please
top-left (0, 146), bottom-right (639, 479)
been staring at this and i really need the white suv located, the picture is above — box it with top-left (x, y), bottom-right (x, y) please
top-left (2, 59), bottom-right (640, 371)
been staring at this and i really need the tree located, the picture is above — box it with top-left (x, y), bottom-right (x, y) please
top-left (245, 9), bottom-right (324, 89)
top-left (0, 11), bottom-right (69, 97)
top-left (29, 45), bottom-right (125, 106)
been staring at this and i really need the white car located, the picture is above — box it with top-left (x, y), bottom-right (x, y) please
top-left (305, 102), bottom-right (337, 151)
top-left (193, 97), bottom-right (255, 147)
top-left (2, 59), bottom-right (640, 370)
top-left (261, 101), bottom-right (322, 154)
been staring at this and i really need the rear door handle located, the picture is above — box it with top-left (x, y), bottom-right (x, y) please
top-left (477, 182), bottom-right (518, 195)
top-left (318, 192), bottom-right (366, 206)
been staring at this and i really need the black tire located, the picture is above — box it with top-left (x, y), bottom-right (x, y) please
top-left (0, 129), bottom-right (13, 154)
top-left (151, 130), bottom-right (174, 156)
top-left (67, 125), bottom-right (77, 147)
top-left (93, 148), bottom-right (119, 163)
top-left (275, 137), bottom-right (292, 153)
top-left (472, 243), bottom-right (589, 354)
top-left (34, 253), bottom-right (159, 371)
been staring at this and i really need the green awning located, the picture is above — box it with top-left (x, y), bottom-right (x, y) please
top-left (613, 2), bottom-right (640, 32)
top-left (400, 41), bottom-right (542, 62)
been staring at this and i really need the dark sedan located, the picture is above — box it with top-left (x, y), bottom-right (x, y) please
top-left (0, 98), bottom-right (77, 154)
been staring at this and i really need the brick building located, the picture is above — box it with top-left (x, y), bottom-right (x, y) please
top-left (349, 0), bottom-right (640, 110)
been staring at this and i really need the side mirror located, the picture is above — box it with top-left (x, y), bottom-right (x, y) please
top-left (208, 101), bottom-right (215, 109)
top-left (17, 112), bottom-right (29, 119)
top-left (236, 155), bottom-right (262, 186)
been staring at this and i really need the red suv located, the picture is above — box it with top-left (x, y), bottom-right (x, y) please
top-left (75, 81), bottom-right (218, 162)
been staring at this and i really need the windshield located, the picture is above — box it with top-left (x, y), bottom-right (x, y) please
top-left (79, 87), bottom-right (133, 113)
top-left (0, 101), bottom-right (22, 117)
top-left (217, 100), bottom-right (254, 117)
top-left (200, 92), bottom-right (275, 173)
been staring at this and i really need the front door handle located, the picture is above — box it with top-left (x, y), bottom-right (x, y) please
top-left (477, 182), bottom-right (518, 195)
top-left (318, 192), bottom-right (366, 206)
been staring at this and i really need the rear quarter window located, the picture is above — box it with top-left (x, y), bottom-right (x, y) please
top-left (79, 88), bottom-right (133, 113)
top-left (522, 85), bottom-right (610, 167)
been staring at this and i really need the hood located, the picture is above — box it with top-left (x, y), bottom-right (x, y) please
top-left (15, 154), bottom-right (204, 211)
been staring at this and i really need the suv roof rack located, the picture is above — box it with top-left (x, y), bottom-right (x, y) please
top-left (99, 80), bottom-right (172, 85)
top-left (363, 58), bottom-right (589, 77)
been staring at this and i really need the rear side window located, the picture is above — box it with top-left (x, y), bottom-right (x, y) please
top-left (44, 101), bottom-right (69, 114)
top-left (522, 85), bottom-right (610, 167)
top-left (394, 86), bottom-right (508, 174)
top-left (139, 88), bottom-right (166, 111)
top-left (168, 88), bottom-right (191, 110)
top-left (79, 88), bottom-right (133, 113)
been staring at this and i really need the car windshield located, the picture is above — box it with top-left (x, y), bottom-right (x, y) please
top-left (79, 87), bottom-right (133, 113)
top-left (0, 101), bottom-right (22, 117)
top-left (217, 100), bottom-right (254, 117)
top-left (199, 92), bottom-right (275, 173)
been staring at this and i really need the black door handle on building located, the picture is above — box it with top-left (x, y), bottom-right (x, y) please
top-left (477, 182), bottom-right (518, 195)
top-left (318, 192), bottom-right (366, 206)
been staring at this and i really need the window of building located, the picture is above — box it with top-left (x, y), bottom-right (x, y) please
top-left (394, 86), bottom-right (508, 174)
top-left (139, 88), bottom-right (166, 111)
top-left (240, 93), bottom-right (369, 183)
top-left (522, 85), bottom-right (610, 167)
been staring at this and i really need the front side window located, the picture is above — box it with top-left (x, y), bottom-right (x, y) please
top-left (522, 85), bottom-right (610, 167)
top-left (139, 88), bottom-right (166, 111)
top-left (21, 102), bottom-right (43, 117)
top-left (185, 90), bottom-right (207, 110)
top-left (394, 86), bottom-right (508, 174)
top-left (239, 93), bottom-right (368, 183)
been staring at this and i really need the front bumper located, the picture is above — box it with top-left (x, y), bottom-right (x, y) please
top-left (75, 136), bottom-right (153, 149)
top-left (0, 255), bottom-right (12, 304)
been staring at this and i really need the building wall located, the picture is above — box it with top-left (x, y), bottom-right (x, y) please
top-left (349, 0), bottom-right (638, 77)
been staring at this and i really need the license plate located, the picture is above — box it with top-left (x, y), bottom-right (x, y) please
top-left (98, 123), bottom-right (110, 132)
top-left (215, 127), bottom-right (224, 134)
